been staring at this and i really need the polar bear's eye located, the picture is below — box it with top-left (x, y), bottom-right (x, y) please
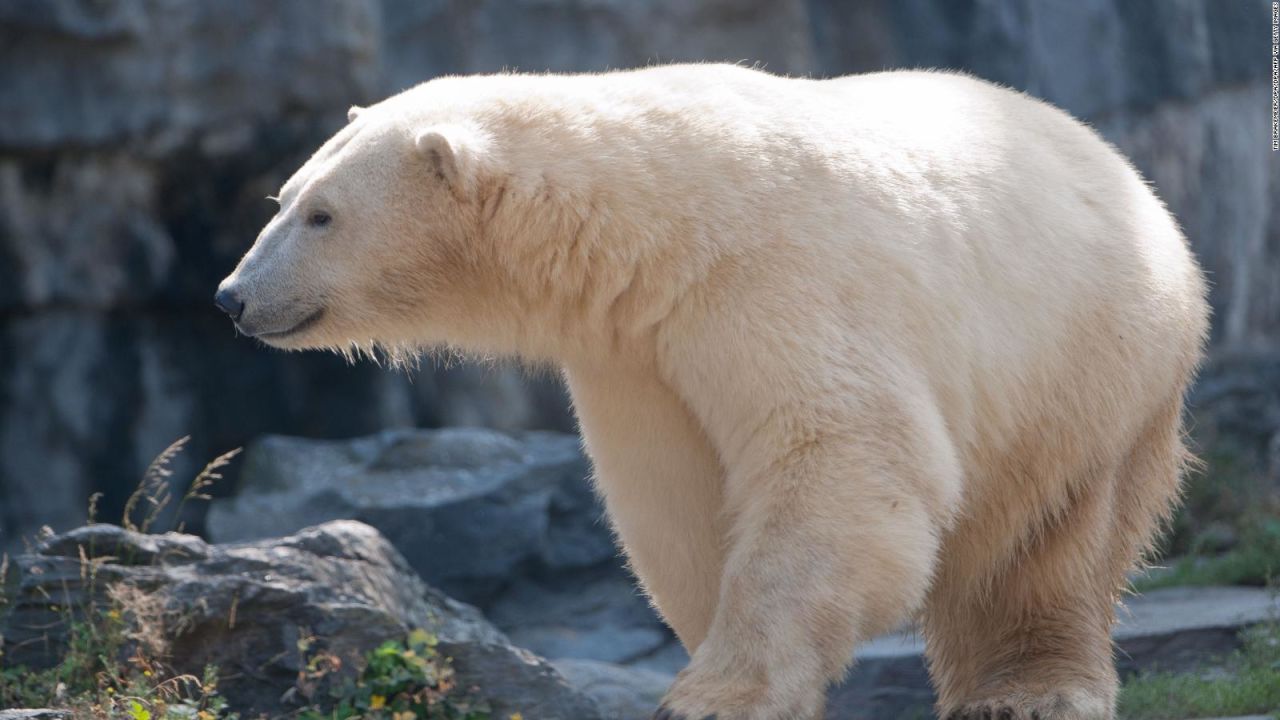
top-left (309, 211), bottom-right (332, 228)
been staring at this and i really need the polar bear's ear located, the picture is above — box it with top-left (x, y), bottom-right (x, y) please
top-left (414, 125), bottom-right (485, 192)
top-left (347, 105), bottom-right (364, 123)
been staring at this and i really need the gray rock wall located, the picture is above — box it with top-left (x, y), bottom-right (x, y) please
top-left (1, 0), bottom-right (1274, 548)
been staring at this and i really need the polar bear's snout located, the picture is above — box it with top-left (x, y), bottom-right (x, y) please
top-left (214, 271), bottom-right (325, 344)
top-left (215, 210), bottom-right (336, 346)
top-left (213, 286), bottom-right (244, 321)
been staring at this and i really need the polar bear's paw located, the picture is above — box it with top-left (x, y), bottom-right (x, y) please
top-left (942, 688), bottom-right (1112, 720)
top-left (650, 656), bottom-right (825, 720)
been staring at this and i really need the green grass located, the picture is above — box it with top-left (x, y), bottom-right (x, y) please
top-left (1119, 619), bottom-right (1280, 720)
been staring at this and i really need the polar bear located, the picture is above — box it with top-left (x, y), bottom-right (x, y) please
top-left (216, 64), bottom-right (1209, 720)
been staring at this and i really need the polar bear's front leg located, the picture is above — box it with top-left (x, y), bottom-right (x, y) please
top-left (564, 361), bottom-right (729, 650)
top-left (653, 336), bottom-right (960, 719)
top-left (654, 426), bottom-right (945, 719)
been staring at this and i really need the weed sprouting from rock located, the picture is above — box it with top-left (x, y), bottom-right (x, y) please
top-left (297, 629), bottom-right (490, 720)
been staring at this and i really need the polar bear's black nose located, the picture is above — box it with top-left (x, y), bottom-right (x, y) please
top-left (214, 287), bottom-right (245, 320)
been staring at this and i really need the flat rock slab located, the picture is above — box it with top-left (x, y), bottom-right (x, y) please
top-left (858, 585), bottom-right (1280, 661)
top-left (1114, 585), bottom-right (1280, 675)
top-left (828, 586), bottom-right (1280, 719)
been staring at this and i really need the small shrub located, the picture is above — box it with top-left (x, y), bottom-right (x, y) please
top-left (298, 629), bottom-right (489, 720)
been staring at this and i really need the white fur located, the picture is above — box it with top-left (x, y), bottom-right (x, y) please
top-left (221, 64), bottom-right (1209, 720)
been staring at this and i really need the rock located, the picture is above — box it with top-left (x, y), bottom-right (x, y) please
top-left (823, 586), bottom-right (1280, 718)
top-left (207, 427), bottom-right (676, 664)
top-left (826, 631), bottom-right (937, 720)
top-left (207, 428), bottom-right (611, 600)
top-left (623, 640), bottom-right (691, 676)
top-left (453, 643), bottom-right (601, 720)
top-left (486, 566), bottom-right (672, 664)
top-left (1, 521), bottom-right (602, 719)
top-left (0, 712), bottom-right (72, 720)
top-left (553, 658), bottom-right (673, 720)
top-left (0, 0), bottom-right (379, 150)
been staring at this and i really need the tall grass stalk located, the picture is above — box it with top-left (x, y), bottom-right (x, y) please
top-left (173, 448), bottom-right (242, 534)
top-left (122, 436), bottom-right (190, 533)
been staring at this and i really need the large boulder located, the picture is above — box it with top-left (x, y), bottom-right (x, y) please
top-left (1, 521), bottom-right (603, 719)
top-left (208, 427), bottom-right (677, 665)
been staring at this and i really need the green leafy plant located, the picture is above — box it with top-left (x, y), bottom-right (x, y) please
top-left (298, 629), bottom-right (489, 720)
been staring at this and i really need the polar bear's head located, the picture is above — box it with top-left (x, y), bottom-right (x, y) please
top-left (215, 103), bottom-right (496, 356)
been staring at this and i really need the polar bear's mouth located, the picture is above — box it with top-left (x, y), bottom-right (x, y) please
top-left (251, 307), bottom-right (327, 340)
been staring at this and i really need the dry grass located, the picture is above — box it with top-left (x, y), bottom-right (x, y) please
top-left (1, 436), bottom-right (244, 719)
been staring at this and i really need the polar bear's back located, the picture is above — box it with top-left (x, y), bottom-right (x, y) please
top-left (402, 65), bottom-right (1207, 454)
top-left (527, 65), bottom-right (1198, 328)
top-left (584, 65), bottom-right (1207, 458)
top-left (818, 69), bottom-right (1206, 455)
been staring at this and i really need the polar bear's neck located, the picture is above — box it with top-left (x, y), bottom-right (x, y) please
top-left (401, 70), bottom-right (821, 365)
top-left (462, 104), bottom-right (752, 364)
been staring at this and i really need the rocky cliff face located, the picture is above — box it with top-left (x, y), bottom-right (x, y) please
top-left (1, 0), bottom-right (1274, 547)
